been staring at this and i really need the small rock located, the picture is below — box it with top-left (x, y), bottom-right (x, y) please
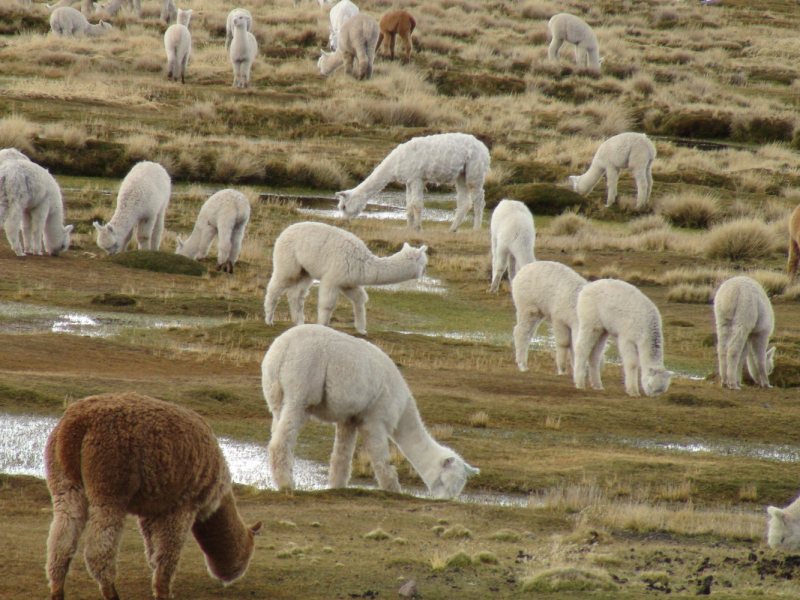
top-left (696, 575), bottom-right (713, 595)
top-left (398, 579), bottom-right (418, 598)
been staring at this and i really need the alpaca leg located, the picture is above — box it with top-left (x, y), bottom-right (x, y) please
top-left (402, 31), bottom-right (412, 63)
top-left (716, 324), bottom-right (729, 387)
top-left (469, 180), bottom-right (485, 230)
top-left (747, 333), bottom-right (773, 388)
top-left (3, 205), bottom-right (25, 256)
top-left (21, 211), bottom-right (33, 253)
top-left (725, 328), bottom-right (747, 390)
top-left (216, 223), bottom-right (234, 267)
top-left (316, 280), bottom-right (341, 327)
top-left (389, 33), bottom-right (397, 60)
top-left (228, 221), bottom-right (247, 268)
top-left (574, 326), bottom-right (603, 389)
top-left (406, 179), bottom-right (424, 231)
top-left (341, 286), bottom-right (368, 335)
top-left (604, 167), bottom-right (619, 207)
top-left (633, 167), bottom-right (650, 209)
top-left (508, 254), bottom-right (517, 283)
top-left (83, 506), bottom-right (126, 600)
top-left (144, 511), bottom-right (195, 600)
top-left (450, 174), bottom-right (471, 232)
top-left (576, 45), bottom-right (587, 68)
top-left (268, 404), bottom-right (309, 490)
top-left (138, 517), bottom-right (158, 570)
top-left (548, 36), bottom-right (564, 60)
top-left (376, 32), bottom-right (385, 56)
top-left (150, 210), bottom-right (166, 251)
top-left (328, 421), bottom-right (358, 488)
top-left (264, 276), bottom-right (291, 325)
top-left (286, 275), bottom-right (313, 325)
top-left (618, 339), bottom-right (641, 397)
top-left (180, 54), bottom-right (188, 84)
top-left (344, 52), bottom-right (355, 77)
top-left (553, 321), bottom-right (573, 376)
top-left (489, 244), bottom-right (509, 293)
top-left (47, 488), bottom-right (89, 600)
top-left (136, 217), bottom-right (153, 250)
top-left (585, 331), bottom-right (609, 390)
top-left (167, 55), bottom-right (176, 80)
top-left (513, 312), bottom-right (543, 372)
top-left (645, 161), bottom-right (654, 205)
top-left (788, 239), bottom-right (799, 278)
top-left (359, 424), bottom-right (400, 492)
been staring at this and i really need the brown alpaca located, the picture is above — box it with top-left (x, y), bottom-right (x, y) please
top-left (45, 392), bottom-right (262, 600)
top-left (788, 203), bottom-right (800, 278)
top-left (376, 10), bottom-right (416, 63)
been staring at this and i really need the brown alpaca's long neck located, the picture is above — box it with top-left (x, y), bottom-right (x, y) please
top-left (191, 491), bottom-right (250, 577)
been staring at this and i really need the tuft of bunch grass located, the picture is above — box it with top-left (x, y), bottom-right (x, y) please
top-left (627, 214), bottom-right (666, 234)
top-left (657, 192), bottom-right (719, 229)
top-left (364, 528), bottom-right (390, 540)
top-left (0, 114), bottom-right (39, 153)
top-left (703, 218), bottom-right (778, 261)
top-left (487, 529), bottom-right (520, 542)
top-left (441, 524), bottom-right (473, 539)
top-left (469, 411), bottom-right (489, 428)
top-left (666, 284), bottom-right (713, 304)
top-left (286, 154), bottom-right (348, 190)
top-left (548, 212), bottom-right (591, 236)
top-left (521, 567), bottom-right (616, 593)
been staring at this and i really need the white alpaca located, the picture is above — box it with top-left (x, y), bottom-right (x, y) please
top-left (337, 133), bottom-right (490, 232)
top-left (714, 276), bottom-right (775, 390)
top-left (176, 189), bottom-right (251, 274)
top-left (164, 8), bottom-right (192, 84)
top-left (47, 0), bottom-right (94, 16)
top-left (230, 14), bottom-right (257, 88)
top-left (50, 6), bottom-right (111, 36)
top-left (94, 161), bottom-right (171, 255)
top-left (317, 13), bottom-right (379, 80)
top-left (569, 132), bottom-right (656, 210)
top-left (0, 160), bottom-right (73, 257)
top-left (512, 261), bottom-right (588, 374)
top-left (768, 496), bottom-right (800, 551)
top-left (328, 0), bottom-right (359, 51)
top-left (264, 222), bottom-right (427, 335)
top-left (548, 13), bottom-right (600, 70)
top-left (0, 148), bottom-right (30, 164)
top-left (262, 325), bottom-right (480, 497)
top-left (489, 199), bottom-right (535, 293)
top-left (574, 279), bottom-right (674, 397)
top-left (225, 8), bottom-right (252, 49)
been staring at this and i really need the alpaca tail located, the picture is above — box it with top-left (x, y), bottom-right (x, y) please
top-left (408, 14), bottom-right (416, 34)
top-left (53, 410), bottom-right (93, 486)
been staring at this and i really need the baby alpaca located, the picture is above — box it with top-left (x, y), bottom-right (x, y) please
top-left (714, 276), bottom-right (775, 390)
top-left (569, 132), bottom-right (656, 210)
top-left (788, 203), bottom-right (800, 278)
top-left (229, 13), bottom-right (258, 88)
top-left (318, 13), bottom-right (379, 80)
top-left (50, 6), bottom-right (111, 36)
top-left (376, 10), bottom-right (416, 63)
top-left (548, 13), bottom-right (600, 70)
top-left (94, 161), bottom-right (171, 254)
top-left (264, 222), bottom-right (427, 335)
top-left (0, 160), bottom-right (73, 257)
top-left (489, 199), bottom-right (535, 292)
top-left (176, 189), bottom-right (251, 273)
top-left (0, 147), bottom-right (30, 164)
top-left (328, 0), bottom-right (358, 51)
top-left (767, 495), bottom-right (800, 551)
top-left (337, 133), bottom-right (490, 231)
top-left (45, 392), bottom-right (261, 600)
top-left (164, 8), bottom-right (192, 84)
top-left (574, 279), bottom-right (674, 397)
top-left (262, 325), bottom-right (480, 497)
top-left (226, 8), bottom-right (252, 49)
top-left (512, 261), bottom-right (588, 374)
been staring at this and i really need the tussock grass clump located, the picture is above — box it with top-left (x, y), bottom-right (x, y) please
top-left (286, 154), bottom-right (348, 190)
top-left (122, 134), bottom-right (157, 161)
top-left (473, 551), bottom-right (499, 565)
top-left (657, 193), bottom-right (719, 229)
top-left (90, 292), bottom-right (136, 307)
top-left (488, 529), bottom-right (520, 542)
top-left (469, 411), bottom-right (489, 428)
top-left (529, 483), bottom-right (605, 514)
top-left (548, 212), bottom-right (591, 236)
top-left (656, 480), bottom-right (694, 502)
top-left (445, 550), bottom-right (473, 569)
top-left (627, 214), bottom-right (666, 234)
top-left (544, 415), bottom-right (561, 430)
top-left (704, 219), bottom-right (778, 261)
top-left (214, 151), bottom-right (263, 183)
top-left (108, 251), bottom-right (207, 277)
top-left (0, 114), bottom-right (39, 153)
top-left (666, 284), bottom-right (713, 304)
top-left (749, 270), bottom-right (790, 297)
top-left (430, 424), bottom-right (454, 440)
top-left (739, 484), bottom-right (758, 502)
top-left (521, 567), bottom-right (616, 593)
top-left (364, 528), bottom-right (390, 540)
top-left (441, 524), bottom-right (473, 539)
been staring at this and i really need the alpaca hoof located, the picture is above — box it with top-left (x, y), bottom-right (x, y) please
top-left (355, 327), bottom-right (367, 335)
top-left (517, 363), bottom-right (528, 372)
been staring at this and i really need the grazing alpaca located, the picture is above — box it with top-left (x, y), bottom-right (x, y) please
top-left (574, 279), bottom-right (674, 397)
top-left (512, 261), bottom-right (587, 374)
top-left (547, 13), bottom-right (600, 70)
top-left (0, 159), bottom-right (73, 257)
top-left (768, 495), bottom-right (800, 551)
top-left (376, 10), bottom-right (416, 63)
top-left (94, 161), bottom-right (171, 254)
top-left (714, 276), bottom-right (775, 390)
top-left (50, 6), bottom-right (112, 36)
top-left (264, 222), bottom-right (427, 334)
top-left (262, 325), bottom-right (480, 497)
top-left (318, 13), bottom-right (379, 80)
top-left (489, 199), bottom-right (535, 292)
top-left (788, 203), bottom-right (800, 278)
top-left (328, 0), bottom-right (358, 51)
top-left (0, 147), bottom-right (30, 164)
top-left (45, 392), bottom-right (261, 600)
top-left (337, 132), bottom-right (490, 231)
top-left (569, 132), bottom-right (656, 210)
top-left (164, 8), bottom-right (192, 84)
top-left (176, 189), bottom-right (251, 273)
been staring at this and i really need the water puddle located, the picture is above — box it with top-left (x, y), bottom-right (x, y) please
top-left (293, 190), bottom-right (456, 224)
top-left (0, 301), bottom-right (229, 337)
top-left (619, 437), bottom-right (800, 463)
top-left (368, 276), bottom-right (447, 295)
top-left (0, 413), bottom-right (522, 506)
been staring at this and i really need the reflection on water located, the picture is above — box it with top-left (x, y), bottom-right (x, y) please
top-left (369, 276), bottom-right (447, 295)
top-left (619, 437), bottom-right (800, 463)
top-left (0, 301), bottom-right (228, 337)
top-left (297, 190), bottom-right (456, 224)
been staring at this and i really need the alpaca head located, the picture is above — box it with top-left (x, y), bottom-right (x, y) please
top-left (232, 14), bottom-right (247, 29)
top-left (318, 50), bottom-right (340, 76)
top-left (398, 242), bottom-right (428, 277)
top-left (94, 221), bottom-right (122, 255)
top-left (174, 235), bottom-right (192, 258)
top-left (100, 20), bottom-right (112, 30)
top-left (642, 366), bottom-right (674, 398)
top-left (568, 175), bottom-right (592, 196)
top-left (768, 506), bottom-right (800, 551)
top-left (204, 521), bottom-right (263, 584)
top-left (177, 8), bottom-right (192, 26)
top-left (746, 346), bottom-right (776, 385)
top-left (336, 189), bottom-right (369, 220)
top-left (46, 224), bottom-right (74, 257)
top-left (429, 454), bottom-right (480, 500)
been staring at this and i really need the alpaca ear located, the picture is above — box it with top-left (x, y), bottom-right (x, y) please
top-left (666, 370), bottom-right (676, 378)
top-left (442, 456), bottom-right (455, 469)
top-left (402, 242), bottom-right (411, 250)
top-left (419, 245), bottom-right (428, 253)
top-left (767, 346), bottom-right (776, 360)
top-left (64, 224), bottom-right (74, 234)
top-left (464, 462), bottom-right (480, 476)
top-left (568, 175), bottom-right (579, 188)
top-left (93, 221), bottom-right (104, 232)
top-left (106, 224), bottom-right (115, 233)
top-left (768, 506), bottom-right (782, 518)
top-left (250, 521), bottom-right (263, 534)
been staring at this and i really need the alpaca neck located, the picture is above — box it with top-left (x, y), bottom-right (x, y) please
top-left (576, 164), bottom-right (604, 194)
top-left (352, 155), bottom-right (396, 199)
top-left (43, 200), bottom-right (65, 249)
top-left (362, 252), bottom-right (419, 285)
top-left (178, 231), bottom-right (203, 260)
top-left (191, 491), bottom-right (250, 573)
top-left (390, 401), bottom-right (449, 491)
top-left (639, 317), bottom-right (664, 368)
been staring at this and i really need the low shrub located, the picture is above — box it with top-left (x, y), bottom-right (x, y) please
top-left (657, 193), bottom-right (719, 229)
